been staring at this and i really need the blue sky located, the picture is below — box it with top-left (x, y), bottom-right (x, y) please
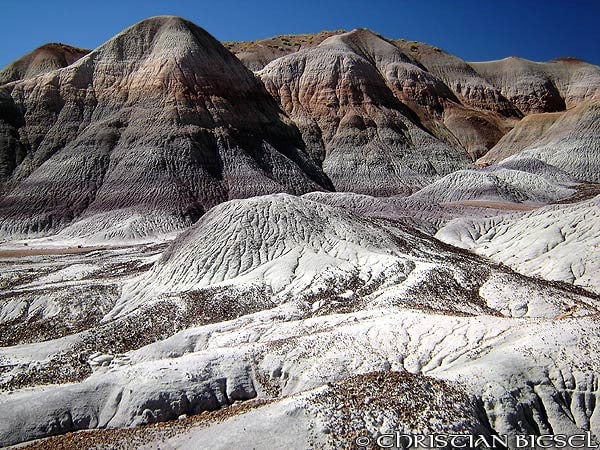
top-left (1, 0), bottom-right (598, 68)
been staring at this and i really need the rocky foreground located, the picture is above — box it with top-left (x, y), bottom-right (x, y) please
top-left (1, 194), bottom-right (600, 448)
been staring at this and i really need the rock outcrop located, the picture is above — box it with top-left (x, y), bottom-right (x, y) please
top-left (393, 39), bottom-right (520, 117)
top-left (111, 194), bottom-right (593, 320)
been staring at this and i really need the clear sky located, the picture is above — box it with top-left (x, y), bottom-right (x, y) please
top-left (1, 0), bottom-right (599, 68)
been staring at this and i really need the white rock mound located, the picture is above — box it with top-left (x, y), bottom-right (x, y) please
top-left (408, 168), bottom-right (575, 204)
top-left (109, 193), bottom-right (592, 321)
top-left (437, 195), bottom-right (600, 293)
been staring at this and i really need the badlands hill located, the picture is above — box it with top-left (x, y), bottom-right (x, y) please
top-left (239, 31), bottom-right (599, 160)
top-left (248, 30), bottom-right (600, 177)
top-left (258, 29), bottom-right (472, 194)
top-left (1, 19), bottom-right (599, 239)
top-left (479, 100), bottom-right (600, 181)
top-left (0, 17), bottom-right (331, 238)
top-left (0, 43), bottom-right (89, 85)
